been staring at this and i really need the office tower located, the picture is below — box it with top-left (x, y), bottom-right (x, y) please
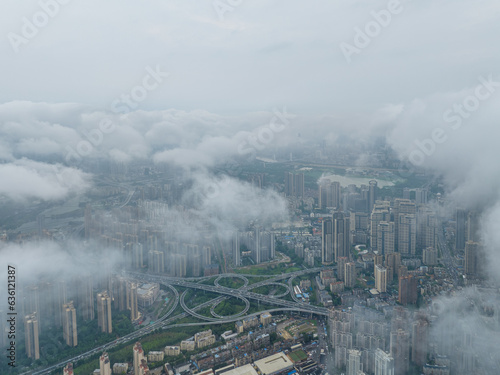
top-left (374, 349), bottom-right (394, 375)
top-left (100, 352), bottom-right (112, 375)
top-left (76, 275), bottom-right (94, 321)
top-left (398, 214), bottom-right (416, 256)
top-left (370, 201), bottom-right (390, 251)
top-left (455, 208), bottom-right (467, 251)
top-left (465, 241), bottom-right (481, 276)
top-left (333, 211), bottom-right (351, 261)
top-left (337, 256), bottom-right (348, 281)
top-left (423, 247), bottom-right (438, 266)
top-left (133, 342), bottom-right (146, 375)
top-left (97, 291), bottom-right (112, 334)
top-left (348, 349), bottom-right (362, 375)
top-left (24, 313), bottom-right (40, 360)
top-left (62, 301), bottom-right (78, 347)
top-left (377, 221), bottom-right (395, 255)
top-left (398, 275), bottom-right (417, 305)
top-left (467, 211), bottom-right (480, 242)
top-left (133, 243), bottom-right (144, 269)
top-left (368, 180), bottom-right (377, 213)
top-left (390, 329), bottom-right (410, 375)
top-left (63, 363), bottom-right (74, 375)
top-left (345, 262), bottom-right (356, 288)
top-left (375, 265), bottom-right (387, 293)
top-left (411, 318), bottom-right (428, 367)
top-left (129, 283), bottom-right (139, 321)
top-left (322, 218), bottom-right (334, 264)
top-left (232, 232), bottom-right (240, 267)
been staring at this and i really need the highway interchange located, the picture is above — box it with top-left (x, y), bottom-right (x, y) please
top-left (25, 267), bottom-right (332, 375)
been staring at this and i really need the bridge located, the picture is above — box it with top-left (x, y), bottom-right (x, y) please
top-left (24, 267), bottom-right (334, 375)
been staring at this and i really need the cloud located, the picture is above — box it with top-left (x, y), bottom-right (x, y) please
top-left (0, 159), bottom-right (91, 202)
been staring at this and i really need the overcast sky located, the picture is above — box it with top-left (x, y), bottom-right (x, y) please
top-left (1, 0), bottom-right (499, 115)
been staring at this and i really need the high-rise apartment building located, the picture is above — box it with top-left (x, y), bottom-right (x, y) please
top-left (398, 275), bottom-right (417, 305)
top-left (455, 208), bottom-right (467, 251)
top-left (97, 291), bottom-right (112, 334)
top-left (100, 352), bottom-right (112, 375)
top-left (377, 221), bottom-right (395, 255)
top-left (24, 313), bottom-right (40, 360)
top-left (398, 213), bottom-right (416, 256)
top-left (345, 262), bottom-right (356, 288)
top-left (348, 349), bottom-right (362, 375)
top-left (390, 329), bottom-right (410, 374)
top-left (375, 265), bottom-right (387, 293)
top-left (374, 349), bottom-right (394, 375)
top-left (133, 342), bottom-right (146, 375)
top-left (322, 218), bottom-right (334, 264)
top-left (333, 211), bottom-right (351, 261)
top-left (62, 301), bottom-right (78, 347)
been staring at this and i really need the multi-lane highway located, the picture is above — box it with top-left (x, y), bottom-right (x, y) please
top-left (24, 267), bottom-right (329, 375)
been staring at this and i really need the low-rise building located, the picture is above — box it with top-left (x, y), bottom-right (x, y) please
top-left (148, 351), bottom-right (164, 362)
top-left (181, 340), bottom-right (196, 351)
top-left (260, 312), bottom-right (272, 326)
top-left (254, 352), bottom-right (294, 375)
top-left (112, 363), bottom-right (128, 374)
top-left (164, 346), bottom-right (181, 356)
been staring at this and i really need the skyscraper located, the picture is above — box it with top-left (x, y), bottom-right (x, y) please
top-left (322, 218), bottom-right (334, 264)
top-left (398, 213), bottom-right (416, 256)
top-left (347, 349), bottom-right (362, 375)
top-left (368, 180), bottom-right (377, 213)
top-left (76, 275), bottom-right (94, 322)
top-left (377, 221), bottom-right (395, 255)
top-left (345, 262), bottom-right (356, 288)
top-left (129, 282), bottom-right (139, 321)
top-left (133, 342), bottom-right (146, 375)
top-left (63, 363), bottom-right (74, 375)
top-left (370, 201), bottom-right (390, 251)
top-left (62, 301), bottom-right (78, 347)
top-left (24, 313), bottom-right (40, 360)
top-left (398, 275), bottom-right (417, 305)
top-left (100, 352), bottom-right (112, 375)
top-left (97, 291), bottom-right (112, 334)
top-left (465, 241), bottom-right (482, 276)
top-left (455, 208), bottom-right (467, 251)
top-left (232, 232), bottom-right (240, 267)
top-left (375, 265), bottom-right (387, 293)
top-left (374, 349), bottom-right (394, 375)
top-left (390, 329), bottom-right (410, 374)
top-left (333, 211), bottom-right (351, 261)
top-left (411, 317), bottom-right (428, 367)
